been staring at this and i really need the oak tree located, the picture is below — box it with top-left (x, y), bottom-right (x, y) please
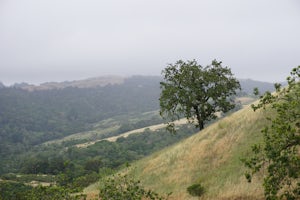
top-left (159, 59), bottom-right (240, 132)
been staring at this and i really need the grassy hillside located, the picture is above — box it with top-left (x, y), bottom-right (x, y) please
top-left (108, 105), bottom-right (271, 200)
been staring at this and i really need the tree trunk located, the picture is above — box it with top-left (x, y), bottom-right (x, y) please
top-left (194, 106), bottom-right (204, 130)
top-left (198, 120), bottom-right (204, 130)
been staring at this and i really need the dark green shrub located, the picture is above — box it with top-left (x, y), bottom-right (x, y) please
top-left (24, 185), bottom-right (86, 200)
top-left (187, 183), bottom-right (205, 198)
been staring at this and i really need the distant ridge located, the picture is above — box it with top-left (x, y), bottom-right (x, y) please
top-left (13, 76), bottom-right (125, 91)
top-left (239, 78), bottom-right (275, 94)
top-left (0, 82), bottom-right (5, 89)
top-left (3, 76), bottom-right (277, 94)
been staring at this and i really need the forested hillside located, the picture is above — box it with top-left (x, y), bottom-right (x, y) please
top-left (0, 76), bottom-right (160, 154)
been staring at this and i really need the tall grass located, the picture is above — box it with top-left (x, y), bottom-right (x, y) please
top-left (126, 105), bottom-right (270, 200)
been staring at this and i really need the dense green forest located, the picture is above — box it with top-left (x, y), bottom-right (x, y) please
top-left (0, 77), bottom-right (160, 160)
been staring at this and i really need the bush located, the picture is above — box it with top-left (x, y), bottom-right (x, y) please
top-left (24, 185), bottom-right (86, 200)
top-left (187, 183), bottom-right (205, 198)
top-left (99, 173), bottom-right (169, 200)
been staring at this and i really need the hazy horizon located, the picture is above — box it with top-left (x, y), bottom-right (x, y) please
top-left (1, 0), bottom-right (299, 85)
top-left (0, 74), bottom-right (283, 88)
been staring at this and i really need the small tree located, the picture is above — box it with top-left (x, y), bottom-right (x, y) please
top-left (244, 66), bottom-right (300, 200)
top-left (160, 59), bottom-right (240, 133)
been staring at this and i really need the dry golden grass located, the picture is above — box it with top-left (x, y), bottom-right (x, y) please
top-left (124, 105), bottom-right (269, 200)
top-left (22, 76), bottom-right (125, 91)
top-left (236, 97), bottom-right (256, 106)
top-left (83, 182), bottom-right (100, 200)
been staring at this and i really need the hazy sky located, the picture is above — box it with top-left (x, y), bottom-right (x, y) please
top-left (1, 0), bottom-right (299, 85)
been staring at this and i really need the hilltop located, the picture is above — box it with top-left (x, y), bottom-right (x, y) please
top-left (85, 104), bottom-right (271, 200)
top-left (238, 78), bottom-right (275, 94)
top-left (10, 76), bottom-right (126, 91)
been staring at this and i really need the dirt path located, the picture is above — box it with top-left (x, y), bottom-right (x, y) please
top-left (75, 119), bottom-right (188, 148)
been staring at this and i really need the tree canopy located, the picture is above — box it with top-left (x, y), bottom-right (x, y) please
top-left (159, 59), bottom-right (240, 132)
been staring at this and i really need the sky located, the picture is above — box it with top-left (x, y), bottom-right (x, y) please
top-left (0, 0), bottom-right (300, 85)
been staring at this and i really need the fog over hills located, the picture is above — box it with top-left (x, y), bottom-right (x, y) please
top-left (1, 75), bottom-right (275, 94)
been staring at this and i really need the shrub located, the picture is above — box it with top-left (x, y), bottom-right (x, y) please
top-left (99, 173), bottom-right (169, 200)
top-left (187, 183), bottom-right (205, 198)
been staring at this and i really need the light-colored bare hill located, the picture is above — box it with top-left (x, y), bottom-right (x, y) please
top-left (118, 105), bottom-right (270, 200)
top-left (19, 76), bottom-right (125, 91)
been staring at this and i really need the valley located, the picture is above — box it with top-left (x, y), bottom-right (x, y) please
top-left (0, 75), bottom-right (289, 200)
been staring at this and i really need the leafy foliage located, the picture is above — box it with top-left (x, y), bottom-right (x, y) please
top-left (23, 185), bottom-right (86, 200)
top-left (99, 173), bottom-right (169, 200)
top-left (160, 59), bottom-right (240, 132)
top-left (0, 182), bottom-right (85, 200)
top-left (244, 66), bottom-right (300, 200)
top-left (0, 181), bottom-right (31, 200)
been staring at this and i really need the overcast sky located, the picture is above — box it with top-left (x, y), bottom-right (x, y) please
top-left (0, 0), bottom-right (299, 85)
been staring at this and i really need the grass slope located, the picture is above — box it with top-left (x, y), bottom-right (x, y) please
top-left (124, 105), bottom-right (270, 200)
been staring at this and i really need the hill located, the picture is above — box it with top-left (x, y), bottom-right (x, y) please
top-left (12, 76), bottom-right (125, 91)
top-left (0, 82), bottom-right (5, 89)
top-left (87, 104), bottom-right (271, 200)
top-left (238, 78), bottom-right (275, 95)
top-left (4, 77), bottom-right (276, 94)
top-left (0, 76), bottom-right (161, 174)
top-left (0, 75), bottom-right (278, 199)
